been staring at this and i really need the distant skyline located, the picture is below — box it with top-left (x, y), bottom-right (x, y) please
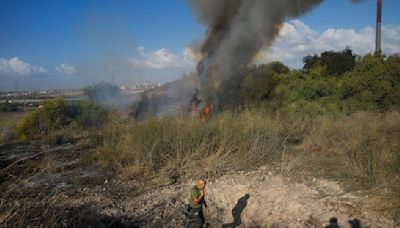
top-left (1, 0), bottom-right (399, 91)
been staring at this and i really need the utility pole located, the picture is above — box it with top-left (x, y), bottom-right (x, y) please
top-left (375, 0), bottom-right (382, 53)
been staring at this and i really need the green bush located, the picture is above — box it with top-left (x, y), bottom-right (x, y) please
top-left (15, 98), bottom-right (67, 140)
top-left (67, 100), bottom-right (108, 128)
top-left (242, 65), bottom-right (277, 105)
top-left (339, 54), bottom-right (400, 111)
top-left (242, 62), bottom-right (289, 107)
top-left (15, 98), bottom-right (109, 141)
top-left (303, 48), bottom-right (356, 76)
top-left (263, 52), bottom-right (400, 115)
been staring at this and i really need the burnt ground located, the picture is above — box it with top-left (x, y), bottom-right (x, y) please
top-left (0, 141), bottom-right (398, 228)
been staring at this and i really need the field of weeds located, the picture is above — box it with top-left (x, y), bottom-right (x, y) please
top-left (88, 111), bottom-right (303, 180)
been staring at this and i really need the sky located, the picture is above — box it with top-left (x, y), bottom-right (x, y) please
top-left (0, 0), bottom-right (399, 91)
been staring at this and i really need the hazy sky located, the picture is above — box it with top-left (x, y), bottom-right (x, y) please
top-left (0, 0), bottom-right (399, 91)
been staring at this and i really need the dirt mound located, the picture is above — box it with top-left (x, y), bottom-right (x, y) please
top-left (204, 168), bottom-right (395, 227)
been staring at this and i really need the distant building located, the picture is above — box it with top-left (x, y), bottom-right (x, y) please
top-left (129, 80), bottom-right (162, 90)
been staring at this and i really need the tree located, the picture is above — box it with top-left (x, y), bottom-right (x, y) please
top-left (303, 48), bottom-right (357, 76)
top-left (242, 62), bottom-right (289, 106)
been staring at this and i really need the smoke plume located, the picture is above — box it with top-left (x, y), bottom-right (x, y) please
top-left (189, 0), bottom-right (325, 105)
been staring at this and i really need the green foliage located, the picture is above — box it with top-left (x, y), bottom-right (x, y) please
top-left (15, 98), bottom-right (109, 141)
top-left (15, 98), bottom-right (67, 140)
top-left (67, 100), bottom-right (109, 128)
top-left (267, 61), bottom-right (290, 74)
top-left (242, 62), bottom-right (288, 106)
top-left (339, 54), bottom-right (400, 111)
top-left (303, 48), bottom-right (356, 76)
top-left (252, 51), bottom-right (400, 115)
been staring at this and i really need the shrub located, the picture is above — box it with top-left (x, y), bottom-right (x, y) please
top-left (15, 98), bottom-right (109, 141)
top-left (67, 100), bottom-right (108, 128)
top-left (339, 54), bottom-right (400, 111)
top-left (242, 62), bottom-right (289, 107)
top-left (268, 53), bottom-right (400, 116)
top-left (15, 98), bottom-right (67, 140)
top-left (303, 48), bottom-right (356, 76)
top-left (242, 65), bottom-right (277, 105)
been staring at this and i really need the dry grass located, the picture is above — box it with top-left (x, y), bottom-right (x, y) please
top-left (300, 111), bottom-right (400, 221)
top-left (88, 110), bottom-right (400, 185)
top-left (0, 112), bottom-right (28, 128)
top-left (304, 111), bottom-right (400, 186)
top-left (90, 110), bottom-right (304, 180)
top-left (0, 111), bottom-right (30, 143)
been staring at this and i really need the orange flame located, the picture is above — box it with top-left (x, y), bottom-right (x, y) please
top-left (200, 103), bottom-right (211, 120)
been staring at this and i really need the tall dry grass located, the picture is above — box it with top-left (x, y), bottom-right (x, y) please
top-left (90, 110), bottom-right (305, 180)
top-left (303, 111), bottom-right (400, 220)
top-left (90, 110), bottom-right (399, 191)
top-left (305, 111), bottom-right (400, 186)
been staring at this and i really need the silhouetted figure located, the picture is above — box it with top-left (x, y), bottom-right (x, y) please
top-left (325, 217), bottom-right (340, 228)
top-left (348, 218), bottom-right (361, 228)
top-left (222, 194), bottom-right (250, 228)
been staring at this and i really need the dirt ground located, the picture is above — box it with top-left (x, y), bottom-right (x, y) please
top-left (0, 141), bottom-right (397, 227)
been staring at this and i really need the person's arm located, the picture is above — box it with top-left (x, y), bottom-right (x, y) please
top-left (193, 189), bottom-right (205, 205)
